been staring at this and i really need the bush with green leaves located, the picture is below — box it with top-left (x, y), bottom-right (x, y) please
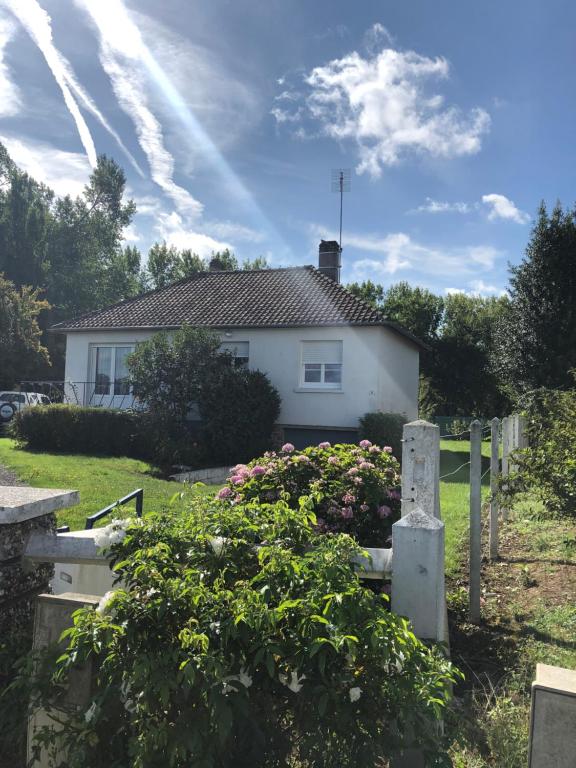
top-left (502, 385), bottom-right (576, 516)
top-left (217, 440), bottom-right (401, 547)
top-left (198, 367), bottom-right (281, 465)
top-left (25, 500), bottom-right (459, 768)
top-left (11, 404), bottom-right (147, 457)
top-left (358, 412), bottom-right (408, 461)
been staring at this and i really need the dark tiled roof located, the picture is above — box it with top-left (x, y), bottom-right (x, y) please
top-left (51, 267), bottom-right (426, 348)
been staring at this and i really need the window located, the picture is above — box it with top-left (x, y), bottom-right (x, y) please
top-left (0, 392), bottom-right (25, 403)
top-left (300, 341), bottom-right (343, 389)
top-left (220, 341), bottom-right (249, 368)
top-left (92, 345), bottom-right (135, 396)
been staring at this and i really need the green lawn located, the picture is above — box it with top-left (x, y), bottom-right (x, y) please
top-left (440, 437), bottom-right (492, 577)
top-left (1, 435), bottom-right (487, 570)
top-left (0, 438), bottom-right (218, 530)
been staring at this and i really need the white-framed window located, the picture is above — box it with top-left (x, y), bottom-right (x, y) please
top-left (90, 344), bottom-right (135, 396)
top-left (220, 341), bottom-right (249, 368)
top-left (300, 341), bottom-right (343, 389)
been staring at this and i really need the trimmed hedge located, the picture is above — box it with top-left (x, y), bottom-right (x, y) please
top-left (11, 405), bottom-right (149, 458)
top-left (358, 412), bottom-right (408, 462)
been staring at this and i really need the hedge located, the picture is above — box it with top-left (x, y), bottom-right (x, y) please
top-left (11, 405), bottom-right (149, 459)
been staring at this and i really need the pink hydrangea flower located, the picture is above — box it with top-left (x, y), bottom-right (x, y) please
top-left (383, 446), bottom-right (393, 453)
top-left (342, 493), bottom-right (356, 504)
top-left (359, 461), bottom-right (375, 470)
top-left (294, 455), bottom-right (310, 463)
top-left (368, 445), bottom-right (381, 454)
top-left (327, 456), bottom-right (339, 465)
top-left (378, 505), bottom-right (392, 519)
top-left (359, 439), bottom-right (372, 449)
top-left (231, 464), bottom-right (247, 474)
top-left (352, 476), bottom-right (363, 486)
top-left (387, 489), bottom-right (401, 501)
top-left (340, 507), bottom-right (354, 519)
top-left (250, 465), bottom-right (266, 477)
top-left (230, 475), bottom-right (244, 485)
top-left (282, 443), bottom-right (295, 453)
top-left (347, 467), bottom-right (359, 476)
top-left (360, 503), bottom-right (369, 512)
top-left (318, 441), bottom-right (331, 449)
top-left (217, 487), bottom-right (233, 500)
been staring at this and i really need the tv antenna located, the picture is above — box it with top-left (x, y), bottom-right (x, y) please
top-left (331, 168), bottom-right (351, 251)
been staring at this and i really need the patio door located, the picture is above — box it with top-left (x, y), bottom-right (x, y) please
top-left (88, 344), bottom-right (135, 408)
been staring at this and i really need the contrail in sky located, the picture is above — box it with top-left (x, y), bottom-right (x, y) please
top-left (75, 0), bottom-right (203, 216)
top-left (2, 0), bottom-right (143, 175)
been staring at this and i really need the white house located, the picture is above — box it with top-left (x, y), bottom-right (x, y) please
top-left (51, 241), bottom-right (425, 447)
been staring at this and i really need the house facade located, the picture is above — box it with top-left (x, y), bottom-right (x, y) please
top-left (53, 242), bottom-right (424, 446)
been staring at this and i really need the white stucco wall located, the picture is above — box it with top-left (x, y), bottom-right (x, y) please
top-left (63, 325), bottom-right (419, 429)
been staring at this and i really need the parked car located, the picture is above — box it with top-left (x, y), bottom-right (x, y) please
top-left (0, 391), bottom-right (51, 422)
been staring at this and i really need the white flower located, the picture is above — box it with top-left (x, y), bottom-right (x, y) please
top-left (96, 590), bottom-right (117, 615)
top-left (237, 667), bottom-right (253, 688)
top-left (279, 670), bottom-right (306, 693)
top-left (349, 687), bottom-right (362, 703)
top-left (209, 536), bottom-right (226, 556)
top-left (84, 701), bottom-right (97, 723)
top-left (93, 518), bottom-right (133, 550)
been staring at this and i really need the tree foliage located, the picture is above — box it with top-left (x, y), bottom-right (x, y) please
top-left (0, 274), bottom-right (50, 388)
top-left (23, 499), bottom-right (459, 767)
top-left (496, 202), bottom-right (576, 396)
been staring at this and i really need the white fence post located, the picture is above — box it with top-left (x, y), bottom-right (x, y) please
top-left (391, 508), bottom-right (447, 643)
top-left (489, 417), bottom-right (500, 561)
top-left (469, 420), bottom-right (482, 623)
top-left (401, 420), bottom-right (441, 519)
top-left (501, 415), bottom-right (511, 520)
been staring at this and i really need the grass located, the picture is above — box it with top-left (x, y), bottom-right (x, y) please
top-left (440, 437), bottom-right (492, 576)
top-left (447, 496), bottom-right (576, 767)
top-left (0, 437), bottom-right (218, 529)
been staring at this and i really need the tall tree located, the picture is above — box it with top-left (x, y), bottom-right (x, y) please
top-left (346, 280), bottom-right (385, 308)
top-left (381, 282), bottom-right (444, 346)
top-left (496, 202), bottom-right (576, 395)
top-left (0, 274), bottom-right (50, 388)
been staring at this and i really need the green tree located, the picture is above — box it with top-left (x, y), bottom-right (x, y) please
top-left (497, 202), bottom-right (576, 395)
top-left (127, 325), bottom-right (229, 422)
top-left (345, 280), bottom-right (385, 308)
top-left (381, 282), bottom-right (444, 346)
top-left (0, 274), bottom-right (50, 388)
top-left (146, 242), bottom-right (182, 290)
top-left (242, 255), bottom-right (270, 270)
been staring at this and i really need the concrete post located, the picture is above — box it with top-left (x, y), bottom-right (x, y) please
top-left (401, 420), bottom-right (441, 519)
top-left (469, 420), bottom-right (482, 623)
top-left (518, 414), bottom-right (528, 449)
top-left (391, 508), bottom-right (446, 643)
top-left (489, 417), bottom-right (500, 561)
top-left (28, 592), bottom-right (100, 767)
top-left (529, 664), bottom-right (576, 767)
top-left (501, 416), bottom-right (511, 478)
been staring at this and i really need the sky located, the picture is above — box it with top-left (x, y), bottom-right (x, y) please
top-left (0, 0), bottom-right (574, 297)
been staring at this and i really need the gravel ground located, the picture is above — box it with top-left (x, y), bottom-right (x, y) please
top-left (0, 463), bottom-right (25, 486)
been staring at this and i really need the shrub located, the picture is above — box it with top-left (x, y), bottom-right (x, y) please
top-left (217, 441), bottom-right (401, 547)
top-left (502, 384), bottom-right (576, 516)
top-left (358, 412), bottom-right (408, 462)
top-left (198, 368), bottom-right (281, 465)
top-left (11, 404), bottom-right (148, 458)
top-left (25, 501), bottom-right (459, 767)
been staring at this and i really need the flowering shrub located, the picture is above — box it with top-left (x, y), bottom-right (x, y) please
top-left (26, 500), bottom-right (459, 767)
top-left (217, 440), bottom-right (401, 546)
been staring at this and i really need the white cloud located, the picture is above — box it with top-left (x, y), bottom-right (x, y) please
top-left (481, 193), bottom-right (530, 224)
top-left (412, 197), bottom-right (472, 214)
top-left (275, 25), bottom-right (490, 177)
top-left (310, 222), bottom-right (502, 281)
top-left (0, 134), bottom-right (90, 197)
top-left (154, 211), bottom-right (231, 257)
top-left (75, 0), bottom-right (203, 217)
top-left (0, 16), bottom-right (21, 116)
top-left (446, 280), bottom-right (507, 297)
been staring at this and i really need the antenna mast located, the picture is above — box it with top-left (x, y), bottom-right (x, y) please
top-left (331, 168), bottom-right (351, 251)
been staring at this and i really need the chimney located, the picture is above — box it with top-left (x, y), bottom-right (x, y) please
top-left (209, 257), bottom-right (224, 271)
top-left (318, 240), bottom-right (341, 283)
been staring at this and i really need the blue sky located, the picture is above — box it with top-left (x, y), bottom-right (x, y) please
top-left (0, 0), bottom-right (574, 296)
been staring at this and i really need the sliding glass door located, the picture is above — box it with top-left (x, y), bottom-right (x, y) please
top-left (88, 344), bottom-right (135, 408)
